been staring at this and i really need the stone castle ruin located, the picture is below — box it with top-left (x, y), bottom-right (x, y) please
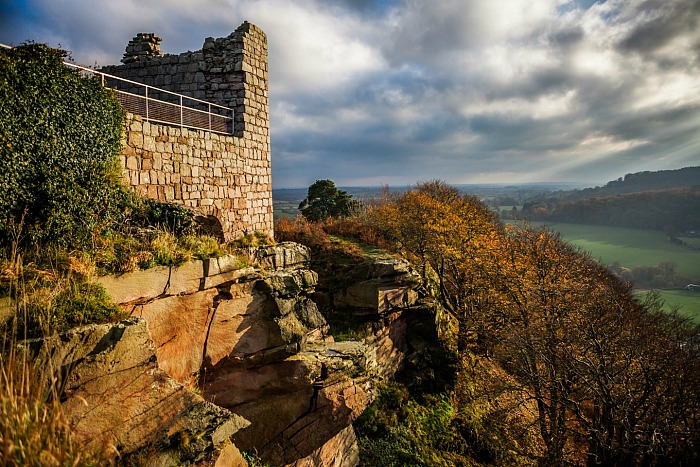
top-left (102, 21), bottom-right (272, 241)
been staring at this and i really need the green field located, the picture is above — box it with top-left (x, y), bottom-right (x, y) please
top-left (543, 223), bottom-right (700, 280)
top-left (541, 223), bottom-right (700, 322)
top-left (654, 290), bottom-right (700, 323)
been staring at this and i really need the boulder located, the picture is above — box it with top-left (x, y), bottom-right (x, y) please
top-left (255, 242), bottom-right (311, 271)
top-left (286, 426), bottom-right (360, 467)
top-left (331, 259), bottom-right (421, 313)
top-left (24, 318), bottom-right (249, 463)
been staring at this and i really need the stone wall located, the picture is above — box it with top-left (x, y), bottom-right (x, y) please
top-left (104, 21), bottom-right (272, 240)
top-left (121, 113), bottom-right (272, 240)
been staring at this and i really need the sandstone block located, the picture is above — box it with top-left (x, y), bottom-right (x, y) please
top-left (25, 319), bottom-right (249, 462)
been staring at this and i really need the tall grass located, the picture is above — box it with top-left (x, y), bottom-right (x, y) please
top-left (0, 275), bottom-right (103, 466)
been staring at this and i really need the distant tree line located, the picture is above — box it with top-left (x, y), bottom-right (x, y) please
top-left (561, 166), bottom-right (700, 200)
top-left (519, 188), bottom-right (700, 232)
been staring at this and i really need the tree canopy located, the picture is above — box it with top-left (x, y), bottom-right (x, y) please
top-left (298, 179), bottom-right (354, 221)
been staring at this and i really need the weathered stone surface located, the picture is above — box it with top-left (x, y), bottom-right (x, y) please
top-left (24, 318), bottom-right (249, 462)
top-left (255, 242), bottom-right (311, 271)
top-left (331, 258), bottom-right (421, 312)
top-left (97, 246), bottom-right (326, 387)
top-left (204, 281), bottom-right (285, 367)
top-left (349, 258), bottom-right (412, 280)
top-left (204, 340), bottom-right (377, 466)
top-left (365, 311), bottom-right (410, 379)
top-left (131, 288), bottom-right (218, 384)
top-left (334, 279), bottom-right (419, 312)
top-left (263, 269), bottom-right (318, 297)
top-left (214, 442), bottom-right (248, 467)
top-left (99, 256), bottom-right (256, 306)
top-left (286, 426), bottom-right (360, 467)
top-left (97, 265), bottom-right (173, 304)
top-left (205, 360), bottom-right (316, 451)
top-left (274, 295), bottom-right (328, 345)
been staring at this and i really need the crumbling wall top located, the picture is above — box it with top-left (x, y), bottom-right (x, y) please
top-left (122, 33), bottom-right (163, 64)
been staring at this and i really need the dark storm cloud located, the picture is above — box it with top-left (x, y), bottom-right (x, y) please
top-left (324, 0), bottom-right (393, 13)
top-left (618, 0), bottom-right (700, 56)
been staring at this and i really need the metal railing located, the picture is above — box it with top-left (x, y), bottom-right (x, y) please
top-left (69, 62), bottom-right (234, 134)
top-left (1, 43), bottom-right (234, 134)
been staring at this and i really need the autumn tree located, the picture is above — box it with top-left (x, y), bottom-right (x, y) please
top-left (354, 181), bottom-right (700, 465)
top-left (490, 226), bottom-right (700, 466)
top-left (366, 181), bottom-right (503, 351)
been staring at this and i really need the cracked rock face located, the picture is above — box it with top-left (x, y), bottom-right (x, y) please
top-left (91, 243), bottom-right (436, 466)
top-left (125, 268), bottom-right (327, 387)
top-left (24, 318), bottom-right (248, 463)
top-left (210, 341), bottom-right (378, 466)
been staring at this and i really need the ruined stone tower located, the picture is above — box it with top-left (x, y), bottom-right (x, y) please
top-left (102, 22), bottom-right (272, 241)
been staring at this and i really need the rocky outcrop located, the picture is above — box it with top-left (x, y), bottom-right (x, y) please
top-left (82, 242), bottom-right (439, 466)
top-left (255, 242), bottom-right (312, 271)
top-left (98, 247), bottom-right (324, 388)
top-left (24, 318), bottom-right (248, 464)
top-left (326, 258), bottom-right (421, 313)
top-left (209, 340), bottom-right (378, 466)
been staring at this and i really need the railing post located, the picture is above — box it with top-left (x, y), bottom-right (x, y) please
top-left (209, 103), bottom-right (212, 132)
top-left (180, 95), bottom-right (184, 129)
top-left (145, 86), bottom-right (149, 121)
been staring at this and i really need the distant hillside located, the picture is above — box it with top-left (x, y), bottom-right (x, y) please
top-left (562, 166), bottom-right (700, 200)
top-left (519, 167), bottom-right (700, 232)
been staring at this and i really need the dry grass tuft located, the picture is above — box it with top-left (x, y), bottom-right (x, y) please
top-left (1, 305), bottom-right (104, 466)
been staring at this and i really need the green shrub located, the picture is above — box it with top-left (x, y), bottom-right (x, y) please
top-left (0, 43), bottom-right (127, 250)
top-left (9, 280), bottom-right (126, 339)
top-left (132, 198), bottom-right (197, 237)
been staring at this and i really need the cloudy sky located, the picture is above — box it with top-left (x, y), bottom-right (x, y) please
top-left (2, 0), bottom-right (699, 188)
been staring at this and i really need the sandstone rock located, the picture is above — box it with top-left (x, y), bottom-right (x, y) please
top-left (131, 288), bottom-right (218, 384)
top-left (286, 426), bottom-right (360, 467)
top-left (204, 281), bottom-right (286, 367)
top-left (331, 259), bottom-right (421, 313)
top-left (364, 311), bottom-right (409, 379)
top-left (334, 280), bottom-right (418, 313)
top-left (214, 442), bottom-right (248, 467)
top-left (98, 265), bottom-right (173, 304)
top-left (205, 340), bottom-right (377, 466)
top-left (115, 261), bottom-right (327, 386)
top-left (205, 360), bottom-right (316, 451)
top-left (255, 242), bottom-right (311, 271)
top-left (263, 269), bottom-right (318, 297)
top-left (349, 258), bottom-right (412, 280)
top-left (98, 256), bottom-right (256, 305)
top-left (24, 318), bottom-right (249, 463)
